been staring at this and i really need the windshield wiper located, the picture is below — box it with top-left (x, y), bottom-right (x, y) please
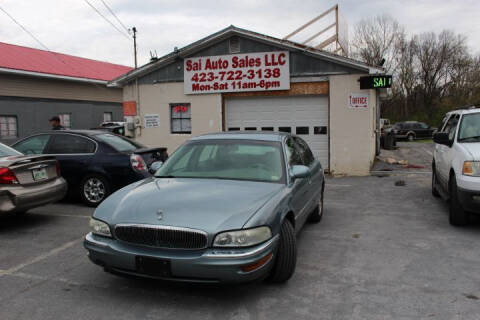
top-left (458, 135), bottom-right (480, 142)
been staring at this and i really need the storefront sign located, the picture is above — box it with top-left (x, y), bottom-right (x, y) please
top-left (144, 114), bottom-right (160, 128)
top-left (359, 75), bottom-right (392, 89)
top-left (349, 93), bottom-right (369, 109)
top-left (184, 51), bottom-right (290, 94)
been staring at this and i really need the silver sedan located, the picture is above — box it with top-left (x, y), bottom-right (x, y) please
top-left (0, 142), bottom-right (67, 214)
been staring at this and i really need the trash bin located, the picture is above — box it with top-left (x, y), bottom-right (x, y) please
top-left (383, 132), bottom-right (396, 150)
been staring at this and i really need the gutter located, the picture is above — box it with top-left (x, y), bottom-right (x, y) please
top-left (0, 67), bottom-right (109, 85)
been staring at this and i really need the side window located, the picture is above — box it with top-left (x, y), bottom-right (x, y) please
top-left (285, 137), bottom-right (303, 166)
top-left (47, 135), bottom-right (96, 154)
top-left (419, 122), bottom-right (429, 129)
top-left (294, 137), bottom-right (315, 166)
top-left (14, 135), bottom-right (51, 154)
top-left (442, 115), bottom-right (460, 141)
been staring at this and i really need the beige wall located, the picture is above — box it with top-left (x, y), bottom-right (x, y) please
top-left (329, 74), bottom-right (377, 176)
top-left (0, 74), bottom-right (123, 102)
top-left (124, 82), bottom-right (222, 154)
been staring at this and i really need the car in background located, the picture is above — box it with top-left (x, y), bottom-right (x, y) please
top-left (394, 121), bottom-right (437, 141)
top-left (84, 132), bottom-right (325, 284)
top-left (432, 107), bottom-right (480, 226)
top-left (0, 142), bottom-right (67, 214)
top-left (92, 121), bottom-right (127, 136)
top-left (12, 131), bottom-right (167, 207)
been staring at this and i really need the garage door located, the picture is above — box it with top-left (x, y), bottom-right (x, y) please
top-left (225, 96), bottom-right (329, 169)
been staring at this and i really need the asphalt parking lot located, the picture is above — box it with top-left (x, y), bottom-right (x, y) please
top-left (1, 143), bottom-right (479, 320)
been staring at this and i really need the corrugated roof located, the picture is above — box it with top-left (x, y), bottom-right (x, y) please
top-left (0, 42), bottom-right (133, 82)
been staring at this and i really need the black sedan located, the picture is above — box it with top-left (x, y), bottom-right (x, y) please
top-left (12, 131), bottom-right (167, 206)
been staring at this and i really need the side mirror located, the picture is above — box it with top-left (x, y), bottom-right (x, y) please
top-left (149, 161), bottom-right (163, 174)
top-left (433, 132), bottom-right (450, 146)
top-left (290, 165), bottom-right (310, 181)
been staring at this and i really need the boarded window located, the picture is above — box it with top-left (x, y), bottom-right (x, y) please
top-left (58, 113), bottom-right (71, 128)
top-left (103, 112), bottom-right (113, 122)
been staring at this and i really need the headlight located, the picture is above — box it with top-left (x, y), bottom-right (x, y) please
top-left (213, 226), bottom-right (272, 247)
top-left (89, 218), bottom-right (112, 237)
top-left (462, 161), bottom-right (480, 176)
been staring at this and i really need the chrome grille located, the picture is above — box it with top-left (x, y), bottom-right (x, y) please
top-left (114, 224), bottom-right (208, 249)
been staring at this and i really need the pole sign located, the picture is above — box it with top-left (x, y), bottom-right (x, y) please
top-left (184, 51), bottom-right (290, 94)
top-left (359, 75), bottom-right (392, 89)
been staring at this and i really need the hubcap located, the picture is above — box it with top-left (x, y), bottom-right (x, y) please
top-left (83, 178), bottom-right (105, 203)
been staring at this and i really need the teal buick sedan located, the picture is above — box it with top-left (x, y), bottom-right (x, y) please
top-left (84, 132), bottom-right (325, 283)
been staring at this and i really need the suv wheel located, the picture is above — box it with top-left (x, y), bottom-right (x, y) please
top-left (80, 174), bottom-right (110, 207)
top-left (407, 133), bottom-right (415, 141)
top-left (267, 220), bottom-right (297, 283)
top-left (449, 175), bottom-right (469, 226)
top-left (432, 166), bottom-right (440, 198)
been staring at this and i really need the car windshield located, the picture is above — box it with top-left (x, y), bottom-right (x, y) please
top-left (458, 113), bottom-right (480, 142)
top-left (0, 143), bottom-right (22, 157)
top-left (95, 133), bottom-right (144, 152)
top-left (155, 139), bottom-right (285, 183)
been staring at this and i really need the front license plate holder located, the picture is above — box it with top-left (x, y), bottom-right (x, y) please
top-left (32, 168), bottom-right (48, 181)
top-left (135, 256), bottom-right (171, 277)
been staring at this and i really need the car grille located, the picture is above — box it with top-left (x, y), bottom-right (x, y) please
top-left (114, 224), bottom-right (208, 249)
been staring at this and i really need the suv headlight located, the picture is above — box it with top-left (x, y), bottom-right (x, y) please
top-left (462, 161), bottom-right (480, 176)
top-left (89, 218), bottom-right (112, 237)
top-left (213, 226), bottom-right (272, 247)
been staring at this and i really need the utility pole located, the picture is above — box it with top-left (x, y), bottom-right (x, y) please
top-left (132, 26), bottom-right (137, 68)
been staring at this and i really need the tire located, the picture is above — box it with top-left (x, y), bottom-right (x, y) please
top-left (80, 174), bottom-right (110, 207)
top-left (267, 220), bottom-right (297, 283)
top-left (432, 166), bottom-right (440, 198)
top-left (308, 189), bottom-right (324, 223)
top-left (449, 175), bottom-right (469, 226)
top-left (407, 133), bottom-right (415, 141)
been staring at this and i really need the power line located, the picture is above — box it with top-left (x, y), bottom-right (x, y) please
top-left (100, 0), bottom-right (129, 33)
top-left (0, 5), bottom-right (51, 52)
top-left (84, 0), bottom-right (130, 40)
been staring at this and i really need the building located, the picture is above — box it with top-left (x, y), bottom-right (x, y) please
top-left (0, 42), bottom-right (132, 144)
top-left (110, 26), bottom-right (385, 176)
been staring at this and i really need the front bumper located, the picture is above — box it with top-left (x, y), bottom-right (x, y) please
top-left (84, 232), bottom-right (279, 283)
top-left (0, 177), bottom-right (67, 213)
top-left (457, 187), bottom-right (480, 214)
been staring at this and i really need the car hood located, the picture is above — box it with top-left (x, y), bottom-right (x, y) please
top-left (459, 142), bottom-right (480, 161)
top-left (94, 178), bottom-right (284, 234)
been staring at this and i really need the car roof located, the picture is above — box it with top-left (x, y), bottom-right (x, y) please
top-left (26, 130), bottom-right (108, 137)
top-left (447, 106), bottom-right (480, 116)
top-left (191, 131), bottom-right (290, 142)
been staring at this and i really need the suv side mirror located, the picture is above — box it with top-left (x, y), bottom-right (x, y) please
top-left (290, 165), bottom-right (310, 181)
top-left (433, 132), bottom-right (450, 146)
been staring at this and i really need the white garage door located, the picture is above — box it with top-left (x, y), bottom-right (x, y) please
top-left (225, 95), bottom-right (329, 169)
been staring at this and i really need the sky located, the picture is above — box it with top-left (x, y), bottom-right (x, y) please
top-left (0, 0), bottom-right (479, 67)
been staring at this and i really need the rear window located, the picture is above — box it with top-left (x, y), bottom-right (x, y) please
top-left (95, 133), bottom-right (143, 152)
top-left (0, 143), bottom-right (22, 157)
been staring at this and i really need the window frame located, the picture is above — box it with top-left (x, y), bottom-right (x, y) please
top-left (170, 103), bottom-right (192, 134)
top-left (293, 136), bottom-right (315, 167)
top-left (0, 115), bottom-right (18, 139)
top-left (103, 112), bottom-right (113, 123)
top-left (58, 113), bottom-right (72, 129)
top-left (12, 134), bottom-right (52, 155)
top-left (45, 133), bottom-right (98, 155)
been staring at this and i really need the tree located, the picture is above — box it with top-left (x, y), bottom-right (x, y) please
top-left (350, 14), bottom-right (404, 74)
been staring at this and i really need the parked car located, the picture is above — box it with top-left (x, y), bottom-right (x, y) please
top-left (84, 132), bottom-right (325, 283)
top-left (432, 108), bottom-right (480, 226)
top-left (92, 122), bottom-right (127, 136)
top-left (12, 131), bottom-right (167, 207)
top-left (0, 142), bottom-right (67, 214)
top-left (394, 121), bottom-right (437, 141)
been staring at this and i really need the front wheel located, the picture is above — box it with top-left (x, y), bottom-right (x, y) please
top-left (266, 220), bottom-right (297, 283)
top-left (407, 133), bottom-right (415, 141)
top-left (449, 176), bottom-right (469, 226)
top-left (80, 174), bottom-right (110, 207)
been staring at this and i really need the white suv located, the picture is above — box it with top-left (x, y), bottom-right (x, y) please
top-left (432, 107), bottom-right (480, 226)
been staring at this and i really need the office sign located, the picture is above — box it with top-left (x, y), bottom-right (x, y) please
top-left (349, 93), bottom-right (369, 109)
top-left (184, 51), bottom-right (290, 94)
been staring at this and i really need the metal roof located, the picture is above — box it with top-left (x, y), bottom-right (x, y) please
top-left (0, 42), bottom-right (133, 84)
top-left (110, 25), bottom-right (384, 87)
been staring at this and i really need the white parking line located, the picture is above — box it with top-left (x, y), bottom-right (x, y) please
top-left (0, 238), bottom-right (83, 277)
